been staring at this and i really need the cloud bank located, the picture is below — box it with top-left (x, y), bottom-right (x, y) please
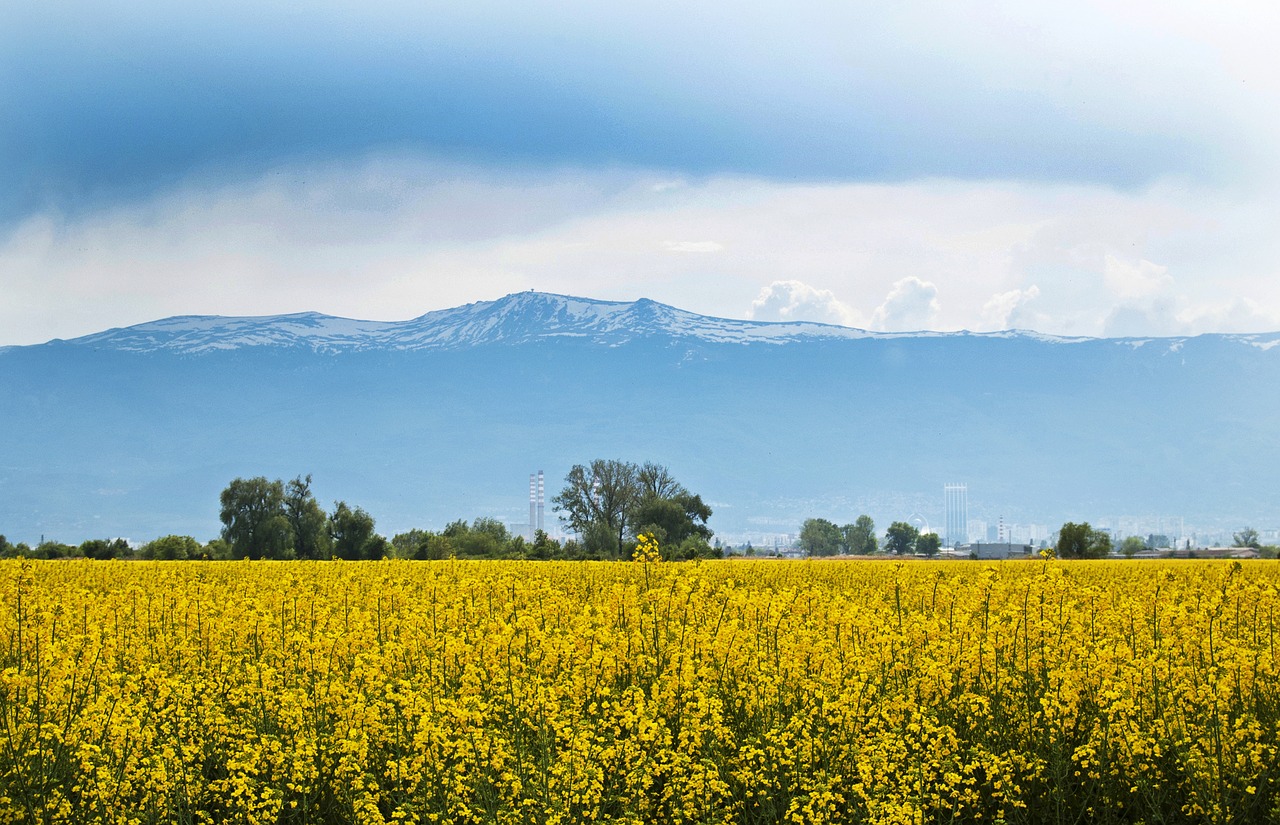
top-left (3, 157), bottom-right (1278, 344)
top-left (749, 281), bottom-right (861, 327)
top-left (3, 0), bottom-right (1277, 221)
top-left (2, 2), bottom-right (1280, 342)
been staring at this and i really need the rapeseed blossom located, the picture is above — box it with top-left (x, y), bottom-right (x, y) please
top-left (1, 557), bottom-right (1278, 823)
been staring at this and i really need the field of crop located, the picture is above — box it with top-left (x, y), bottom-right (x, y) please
top-left (1, 555), bottom-right (1278, 824)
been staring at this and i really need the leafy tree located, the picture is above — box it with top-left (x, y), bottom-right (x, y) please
top-left (362, 534), bottom-right (390, 561)
top-left (203, 538), bottom-right (232, 560)
top-left (140, 535), bottom-right (201, 560)
top-left (411, 534), bottom-right (453, 560)
top-left (884, 522), bottom-right (920, 555)
top-left (451, 517), bottom-right (512, 558)
top-left (1120, 535), bottom-right (1147, 558)
top-left (1234, 528), bottom-right (1261, 549)
top-left (1055, 522), bottom-right (1112, 559)
top-left (917, 532), bottom-right (941, 557)
top-left (637, 462), bottom-right (684, 500)
top-left (555, 459), bottom-right (712, 558)
top-left (567, 459), bottom-right (640, 556)
top-left (528, 529), bottom-right (559, 561)
top-left (79, 538), bottom-right (130, 559)
top-left (667, 534), bottom-right (722, 560)
top-left (632, 492), bottom-right (712, 547)
top-left (442, 519), bottom-right (470, 538)
top-left (471, 517), bottom-right (510, 543)
top-left (391, 528), bottom-right (432, 559)
top-left (285, 475), bottom-right (331, 560)
top-left (35, 541), bottom-right (76, 559)
top-left (554, 460), bottom-right (641, 558)
top-left (799, 518), bottom-right (843, 556)
top-left (842, 516), bottom-right (878, 555)
top-left (0, 537), bottom-right (36, 559)
top-left (220, 477), bottom-right (292, 559)
top-left (328, 501), bottom-right (378, 560)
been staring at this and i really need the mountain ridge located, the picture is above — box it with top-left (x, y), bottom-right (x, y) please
top-left (38, 291), bottom-right (1229, 355)
top-left (3, 291), bottom-right (1280, 544)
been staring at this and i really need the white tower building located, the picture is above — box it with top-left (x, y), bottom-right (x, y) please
top-left (944, 483), bottom-right (968, 548)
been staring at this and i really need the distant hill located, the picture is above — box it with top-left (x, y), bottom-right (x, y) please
top-left (3, 291), bottom-right (1278, 544)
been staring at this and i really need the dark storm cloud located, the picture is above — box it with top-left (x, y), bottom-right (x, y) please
top-left (0, 1), bottom-right (1246, 222)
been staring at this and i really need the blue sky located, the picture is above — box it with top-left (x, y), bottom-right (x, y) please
top-left (3, 0), bottom-right (1279, 343)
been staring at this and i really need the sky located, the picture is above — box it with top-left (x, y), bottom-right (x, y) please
top-left (3, 0), bottom-right (1280, 344)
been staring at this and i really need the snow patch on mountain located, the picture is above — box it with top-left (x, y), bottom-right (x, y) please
top-left (31, 292), bottom-right (1280, 355)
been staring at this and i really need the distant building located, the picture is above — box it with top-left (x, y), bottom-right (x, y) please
top-left (961, 541), bottom-right (1033, 559)
top-left (1170, 546), bottom-right (1261, 559)
top-left (944, 483), bottom-right (968, 548)
top-left (527, 470), bottom-right (545, 539)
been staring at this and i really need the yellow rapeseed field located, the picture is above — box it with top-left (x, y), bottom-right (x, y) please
top-left (2, 554), bottom-right (1278, 824)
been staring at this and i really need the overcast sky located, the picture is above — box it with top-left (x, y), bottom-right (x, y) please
top-left (3, 0), bottom-right (1279, 344)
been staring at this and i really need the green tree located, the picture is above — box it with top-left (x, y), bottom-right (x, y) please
top-left (884, 522), bottom-right (920, 555)
top-left (79, 538), bottom-right (130, 559)
top-left (632, 492), bottom-right (712, 548)
top-left (391, 528), bottom-right (432, 558)
top-left (842, 515), bottom-right (878, 555)
top-left (554, 460), bottom-right (640, 558)
top-left (452, 517), bottom-right (510, 558)
top-left (203, 538), bottom-right (232, 560)
top-left (799, 518), bottom-right (844, 556)
top-left (285, 475), bottom-right (331, 560)
top-left (917, 532), bottom-right (941, 557)
top-left (328, 501), bottom-right (378, 560)
top-left (219, 477), bottom-right (292, 559)
top-left (421, 534), bottom-right (454, 560)
top-left (363, 534), bottom-right (390, 561)
top-left (637, 462), bottom-right (684, 500)
top-left (1120, 535), bottom-right (1147, 558)
top-left (639, 463), bottom-right (712, 545)
top-left (528, 529), bottom-right (559, 561)
top-left (1055, 522), bottom-right (1112, 559)
top-left (1234, 528), bottom-right (1261, 549)
top-left (35, 541), bottom-right (76, 559)
top-left (140, 535), bottom-right (201, 560)
top-left (555, 460), bottom-right (712, 558)
top-left (668, 534), bottom-right (721, 560)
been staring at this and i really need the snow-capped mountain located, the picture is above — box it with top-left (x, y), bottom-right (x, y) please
top-left (67, 291), bottom-right (1095, 354)
top-left (4, 292), bottom-right (1280, 544)
top-left (62, 291), bottom-right (1280, 355)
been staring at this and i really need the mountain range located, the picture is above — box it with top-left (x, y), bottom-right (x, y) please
top-left (3, 291), bottom-right (1278, 545)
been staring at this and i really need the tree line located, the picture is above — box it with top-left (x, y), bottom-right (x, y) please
top-left (0, 460), bottom-right (720, 562)
top-left (796, 517), bottom-right (1277, 559)
top-left (798, 516), bottom-right (944, 557)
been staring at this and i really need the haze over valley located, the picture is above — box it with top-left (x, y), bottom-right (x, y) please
top-left (3, 291), bottom-right (1276, 547)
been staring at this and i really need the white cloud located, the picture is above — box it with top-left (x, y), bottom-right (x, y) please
top-left (981, 285), bottom-right (1042, 330)
top-left (1104, 255), bottom-right (1173, 299)
top-left (3, 155), bottom-right (1280, 344)
top-left (871, 277), bottom-right (940, 331)
top-left (748, 280), bottom-right (861, 326)
top-left (1181, 298), bottom-right (1280, 335)
top-left (661, 241), bottom-right (723, 253)
top-left (1102, 296), bottom-right (1191, 338)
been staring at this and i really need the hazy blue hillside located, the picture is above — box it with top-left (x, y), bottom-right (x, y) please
top-left (3, 293), bottom-right (1278, 543)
